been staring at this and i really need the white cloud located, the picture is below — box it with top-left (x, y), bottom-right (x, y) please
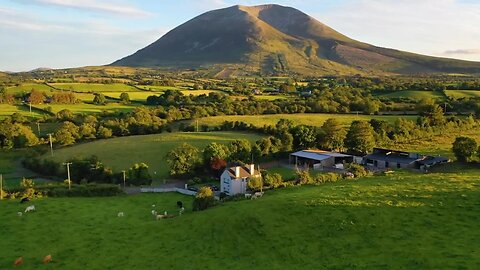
top-left (316, 0), bottom-right (480, 61)
top-left (12, 0), bottom-right (152, 17)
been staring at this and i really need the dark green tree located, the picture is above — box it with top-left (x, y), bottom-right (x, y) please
top-left (452, 136), bottom-right (478, 162)
top-left (345, 120), bottom-right (375, 155)
top-left (166, 143), bottom-right (201, 177)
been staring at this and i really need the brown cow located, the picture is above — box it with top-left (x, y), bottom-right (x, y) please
top-left (43, 255), bottom-right (52, 264)
top-left (14, 257), bottom-right (23, 267)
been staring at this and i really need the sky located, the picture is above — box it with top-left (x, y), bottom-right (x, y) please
top-left (1, 0), bottom-right (479, 71)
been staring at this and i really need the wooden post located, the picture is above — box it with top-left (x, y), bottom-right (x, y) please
top-left (0, 174), bottom-right (3, 200)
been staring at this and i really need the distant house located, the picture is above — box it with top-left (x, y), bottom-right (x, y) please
top-left (220, 164), bottom-right (261, 195)
top-left (290, 150), bottom-right (354, 170)
top-left (363, 148), bottom-right (449, 170)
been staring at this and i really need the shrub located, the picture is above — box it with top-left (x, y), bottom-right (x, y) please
top-left (313, 172), bottom-right (342, 184)
top-left (347, 163), bottom-right (370, 178)
top-left (193, 186), bottom-right (214, 211)
top-left (264, 173), bottom-right (283, 188)
top-left (296, 170), bottom-right (313, 185)
top-left (452, 136), bottom-right (478, 162)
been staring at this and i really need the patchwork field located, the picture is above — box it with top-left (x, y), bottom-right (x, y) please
top-left (445, 90), bottom-right (480, 99)
top-left (6, 83), bottom-right (55, 94)
top-left (43, 132), bottom-right (263, 182)
top-left (1, 167), bottom-right (479, 269)
top-left (188, 113), bottom-right (418, 127)
top-left (35, 103), bottom-right (137, 114)
top-left (0, 104), bottom-right (45, 119)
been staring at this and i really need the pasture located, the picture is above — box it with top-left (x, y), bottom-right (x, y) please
top-left (188, 113), bottom-right (418, 127)
top-left (35, 104), bottom-right (137, 114)
top-left (374, 90), bottom-right (445, 100)
top-left (49, 83), bottom-right (138, 93)
top-left (0, 104), bottom-right (45, 119)
top-left (5, 83), bottom-right (55, 94)
top-left (43, 132), bottom-right (263, 182)
top-left (444, 90), bottom-right (480, 99)
top-left (0, 167), bottom-right (478, 269)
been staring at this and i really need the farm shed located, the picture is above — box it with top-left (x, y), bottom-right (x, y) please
top-left (290, 150), bottom-right (353, 170)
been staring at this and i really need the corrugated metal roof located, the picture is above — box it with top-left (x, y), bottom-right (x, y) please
top-left (290, 150), bottom-right (352, 161)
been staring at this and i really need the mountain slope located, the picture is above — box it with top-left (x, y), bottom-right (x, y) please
top-left (112, 4), bottom-right (480, 75)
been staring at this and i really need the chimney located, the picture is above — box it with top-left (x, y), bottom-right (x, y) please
top-left (249, 164), bottom-right (255, 175)
top-left (235, 166), bottom-right (241, 178)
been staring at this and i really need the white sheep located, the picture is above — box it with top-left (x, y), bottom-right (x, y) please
top-left (179, 207), bottom-right (185, 216)
top-left (24, 205), bottom-right (35, 213)
top-left (151, 210), bottom-right (157, 216)
top-left (17, 212), bottom-right (23, 217)
top-left (156, 214), bottom-right (165, 220)
top-left (245, 194), bottom-right (252, 199)
top-left (117, 212), bottom-right (124, 217)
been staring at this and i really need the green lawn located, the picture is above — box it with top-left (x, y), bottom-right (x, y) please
top-left (188, 113), bottom-right (418, 127)
top-left (50, 83), bottom-right (138, 93)
top-left (0, 167), bottom-right (478, 269)
top-left (444, 90), bottom-right (480, 99)
top-left (43, 132), bottom-right (263, 182)
top-left (375, 90), bottom-right (445, 100)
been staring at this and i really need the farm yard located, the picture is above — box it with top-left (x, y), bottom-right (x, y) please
top-left (0, 167), bottom-right (479, 269)
top-left (42, 132), bottom-right (263, 182)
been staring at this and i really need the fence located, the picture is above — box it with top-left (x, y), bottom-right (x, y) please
top-left (140, 187), bottom-right (197, 196)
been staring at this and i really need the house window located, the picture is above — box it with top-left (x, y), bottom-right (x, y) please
top-left (397, 163), bottom-right (401, 168)
top-left (374, 160), bottom-right (378, 167)
top-left (385, 162), bottom-right (389, 168)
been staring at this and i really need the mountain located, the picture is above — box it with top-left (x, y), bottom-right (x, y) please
top-left (112, 4), bottom-right (480, 76)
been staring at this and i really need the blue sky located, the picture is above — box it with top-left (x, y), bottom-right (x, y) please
top-left (1, 0), bottom-right (479, 71)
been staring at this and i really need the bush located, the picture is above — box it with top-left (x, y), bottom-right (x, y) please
top-left (347, 163), bottom-right (370, 178)
top-left (264, 173), bottom-right (283, 188)
top-left (193, 187), bottom-right (214, 211)
top-left (296, 170), bottom-right (313, 185)
top-left (313, 172), bottom-right (342, 184)
top-left (452, 136), bottom-right (478, 162)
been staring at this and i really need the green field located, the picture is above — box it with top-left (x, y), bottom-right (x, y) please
top-left (35, 104), bottom-right (137, 114)
top-left (188, 113), bottom-right (418, 127)
top-left (0, 104), bottom-right (45, 119)
top-left (1, 166), bottom-right (479, 269)
top-left (445, 90), bottom-right (480, 99)
top-left (6, 83), bottom-right (55, 94)
top-left (50, 83), bottom-right (138, 93)
top-left (43, 132), bottom-right (263, 182)
top-left (104, 91), bottom-right (161, 101)
top-left (375, 90), bottom-right (445, 100)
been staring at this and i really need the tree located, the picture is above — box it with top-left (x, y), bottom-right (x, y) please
top-left (120, 92), bottom-right (130, 104)
top-left (344, 120), bottom-right (375, 155)
top-left (96, 126), bottom-right (113, 139)
top-left (320, 118), bottom-right (346, 151)
top-left (292, 125), bottom-right (316, 149)
top-left (128, 163), bottom-right (152, 186)
top-left (203, 142), bottom-right (230, 163)
top-left (296, 170), bottom-right (312, 185)
top-left (28, 89), bottom-right (45, 104)
top-left (452, 136), bottom-right (478, 162)
top-left (193, 186), bottom-right (214, 211)
top-left (54, 121), bottom-right (80, 146)
top-left (247, 176), bottom-right (263, 191)
top-left (166, 143), bottom-right (201, 177)
top-left (93, 93), bottom-right (107, 105)
top-left (228, 140), bottom-right (252, 162)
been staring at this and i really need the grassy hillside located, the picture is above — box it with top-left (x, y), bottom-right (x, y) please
top-left (444, 90), bottom-right (480, 99)
top-left (187, 113), bottom-right (418, 127)
top-left (43, 132), bottom-right (262, 182)
top-left (1, 166), bottom-right (479, 269)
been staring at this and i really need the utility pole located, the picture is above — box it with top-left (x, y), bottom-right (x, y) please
top-left (122, 170), bottom-right (126, 189)
top-left (47, 133), bottom-right (53, 157)
top-left (196, 119), bottom-right (199, 132)
top-left (36, 122), bottom-right (41, 136)
top-left (63, 162), bottom-right (72, 190)
top-left (444, 102), bottom-right (447, 114)
top-left (29, 102), bottom-right (32, 114)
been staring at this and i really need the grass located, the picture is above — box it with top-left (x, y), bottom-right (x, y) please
top-left (444, 90), bottom-right (480, 99)
top-left (103, 91), bottom-right (161, 102)
top-left (6, 83), bottom-right (55, 94)
top-left (43, 132), bottom-right (263, 182)
top-left (35, 104), bottom-right (137, 114)
top-left (0, 104), bottom-right (45, 119)
top-left (374, 90), bottom-right (445, 100)
top-left (188, 113), bottom-right (418, 127)
top-left (50, 83), bottom-right (138, 93)
top-left (0, 166), bottom-right (479, 269)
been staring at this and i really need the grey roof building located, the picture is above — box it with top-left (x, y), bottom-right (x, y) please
top-left (363, 148), bottom-right (449, 170)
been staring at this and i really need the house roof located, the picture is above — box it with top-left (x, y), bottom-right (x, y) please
top-left (290, 150), bottom-right (352, 161)
top-left (225, 165), bottom-right (260, 180)
top-left (417, 156), bottom-right (450, 166)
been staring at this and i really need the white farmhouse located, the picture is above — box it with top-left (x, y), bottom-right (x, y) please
top-left (220, 164), bottom-right (261, 195)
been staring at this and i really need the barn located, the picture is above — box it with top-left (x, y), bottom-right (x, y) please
top-left (289, 150), bottom-right (353, 170)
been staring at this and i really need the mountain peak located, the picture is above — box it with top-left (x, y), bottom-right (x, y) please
top-left (111, 4), bottom-right (480, 76)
